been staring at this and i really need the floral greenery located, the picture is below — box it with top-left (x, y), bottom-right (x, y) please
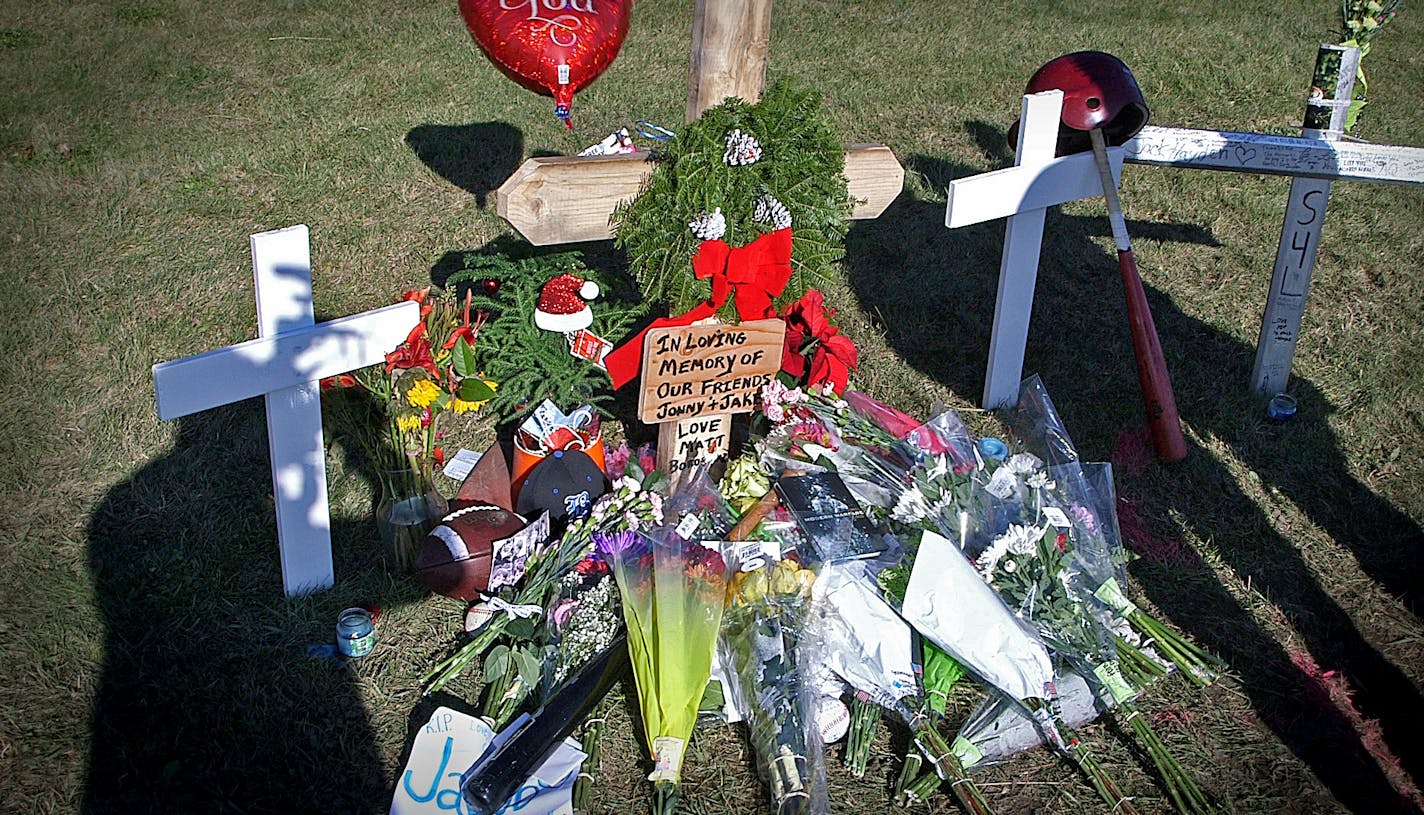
top-left (1335, 0), bottom-right (1404, 132)
top-left (443, 247), bottom-right (646, 421)
top-left (612, 78), bottom-right (853, 321)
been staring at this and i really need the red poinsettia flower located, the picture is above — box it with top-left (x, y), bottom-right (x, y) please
top-left (779, 289), bottom-right (858, 393)
top-left (385, 322), bottom-right (439, 376)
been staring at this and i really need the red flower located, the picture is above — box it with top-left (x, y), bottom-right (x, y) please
top-left (385, 322), bottom-right (439, 376)
top-left (397, 287), bottom-right (434, 319)
top-left (319, 373), bottom-right (358, 391)
top-left (443, 290), bottom-right (485, 350)
top-left (432, 445), bottom-right (446, 467)
top-left (779, 289), bottom-right (858, 393)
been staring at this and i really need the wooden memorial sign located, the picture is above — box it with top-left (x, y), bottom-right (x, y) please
top-left (637, 318), bottom-right (785, 479)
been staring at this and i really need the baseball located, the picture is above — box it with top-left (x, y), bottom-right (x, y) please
top-left (814, 696), bottom-right (851, 744)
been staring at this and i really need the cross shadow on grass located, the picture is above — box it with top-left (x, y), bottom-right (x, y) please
top-left (843, 139), bottom-right (1424, 812)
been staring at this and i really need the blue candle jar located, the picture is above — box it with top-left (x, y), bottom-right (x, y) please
top-left (336, 608), bottom-right (375, 658)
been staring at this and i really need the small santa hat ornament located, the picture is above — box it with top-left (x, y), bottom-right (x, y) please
top-left (534, 273), bottom-right (600, 333)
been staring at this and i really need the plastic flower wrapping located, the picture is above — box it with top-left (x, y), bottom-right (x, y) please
top-left (719, 551), bottom-right (829, 815)
top-left (597, 469), bottom-right (733, 815)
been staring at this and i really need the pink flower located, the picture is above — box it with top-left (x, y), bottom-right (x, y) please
top-left (605, 441), bottom-right (632, 481)
top-left (551, 598), bottom-right (579, 630)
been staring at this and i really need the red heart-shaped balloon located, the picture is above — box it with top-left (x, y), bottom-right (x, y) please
top-left (459, 0), bottom-right (633, 127)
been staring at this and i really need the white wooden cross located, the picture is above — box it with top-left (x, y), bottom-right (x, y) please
top-left (151, 225), bottom-right (420, 596)
top-left (944, 89), bottom-right (1124, 409)
top-left (950, 46), bottom-right (1423, 406)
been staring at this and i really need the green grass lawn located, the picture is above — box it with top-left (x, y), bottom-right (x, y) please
top-left (2, 0), bottom-right (1422, 813)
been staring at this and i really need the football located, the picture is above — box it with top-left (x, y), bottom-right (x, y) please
top-left (414, 504), bottom-right (526, 601)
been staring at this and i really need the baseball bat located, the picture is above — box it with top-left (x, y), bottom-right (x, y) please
top-left (1089, 128), bottom-right (1189, 463)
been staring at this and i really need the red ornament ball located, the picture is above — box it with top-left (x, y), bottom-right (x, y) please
top-left (481, 277), bottom-right (501, 297)
top-left (458, 0), bottom-right (633, 126)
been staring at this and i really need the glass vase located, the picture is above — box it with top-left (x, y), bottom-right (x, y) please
top-left (376, 467), bottom-right (447, 572)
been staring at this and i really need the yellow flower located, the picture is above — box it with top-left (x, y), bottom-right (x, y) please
top-left (452, 379), bottom-right (498, 413)
top-left (406, 378), bottom-right (441, 408)
top-left (396, 414), bottom-right (422, 433)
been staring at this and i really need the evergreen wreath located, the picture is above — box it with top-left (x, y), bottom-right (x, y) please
top-left (445, 248), bottom-right (646, 421)
top-left (612, 78), bottom-right (854, 321)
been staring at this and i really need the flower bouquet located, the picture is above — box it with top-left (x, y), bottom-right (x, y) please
top-left (895, 529), bottom-right (1140, 814)
top-left (597, 470), bottom-right (733, 815)
top-left (421, 473), bottom-right (664, 695)
top-left (815, 558), bottom-right (992, 814)
top-left (720, 553), bottom-right (828, 815)
top-left (321, 287), bottom-right (496, 569)
top-left (1004, 376), bottom-right (1223, 686)
top-left (972, 499), bottom-right (1216, 814)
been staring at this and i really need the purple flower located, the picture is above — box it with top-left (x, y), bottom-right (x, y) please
top-left (593, 530), bottom-right (643, 559)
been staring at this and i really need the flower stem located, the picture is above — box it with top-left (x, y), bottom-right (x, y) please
top-left (845, 691), bottom-right (880, 777)
top-left (651, 780), bottom-right (680, 815)
top-left (572, 705), bottom-right (605, 813)
top-left (1120, 702), bottom-right (1217, 815)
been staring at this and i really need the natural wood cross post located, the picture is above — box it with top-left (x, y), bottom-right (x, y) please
top-left (495, 0), bottom-right (905, 246)
top-left (493, 0), bottom-right (905, 476)
top-left (152, 225), bottom-right (420, 596)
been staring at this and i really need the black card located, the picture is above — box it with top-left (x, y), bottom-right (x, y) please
top-left (772, 471), bottom-right (888, 562)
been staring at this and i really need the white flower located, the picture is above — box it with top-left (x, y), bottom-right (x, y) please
top-left (1006, 452), bottom-right (1044, 476)
top-left (1026, 471), bottom-right (1051, 489)
top-left (1002, 559), bottom-right (1017, 573)
top-left (891, 489), bottom-right (929, 524)
top-left (999, 523), bottom-right (1045, 556)
top-left (974, 538), bottom-right (1011, 576)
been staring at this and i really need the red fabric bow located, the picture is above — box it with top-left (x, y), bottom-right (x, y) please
top-left (691, 227), bottom-right (793, 321)
top-left (604, 228), bottom-right (794, 389)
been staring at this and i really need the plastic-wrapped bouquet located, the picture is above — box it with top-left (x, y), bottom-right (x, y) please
top-left (720, 553), bottom-right (828, 815)
top-left (598, 471), bottom-right (732, 815)
top-left (814, 559), bottom-right (993, 814)
top-left (422, 472), bottom-right (665, 695)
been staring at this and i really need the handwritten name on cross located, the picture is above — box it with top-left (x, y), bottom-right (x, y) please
top-left (1123, 45), bottom-right (1422, 395)
top-left (944, 90), bottom-right (1125, 409)
top-left (152, 225), bottom-right (419, 596)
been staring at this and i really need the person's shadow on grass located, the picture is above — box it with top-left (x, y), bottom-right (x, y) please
top-left (844, 131), bottom-right (1424, 813)
top-left (81, 398), bottom-right (403, 813)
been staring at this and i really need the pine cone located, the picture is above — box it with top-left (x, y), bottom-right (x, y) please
top-left (689, 207), bottom-right (727, 240)
top-left (723, 128), bottom-right (763, 166)
top-left (752, 194), bottom-right (792, 230)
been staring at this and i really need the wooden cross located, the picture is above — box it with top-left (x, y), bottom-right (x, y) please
top-left (494, 0), bottom-right (905, 245)
top-left (490, 0), bottom-right (904, 475)
top-left (949, 45), bottom-right (1423, 406)
top-left (1123, 45), bottom-right (1422, 395)
top-left (944, 89), bottom-right (1126, 409)
top-left (152, 225), bottom-right (420, 596)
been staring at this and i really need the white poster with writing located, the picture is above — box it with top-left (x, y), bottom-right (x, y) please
top-left (391, 706), bottom-right (585, 815)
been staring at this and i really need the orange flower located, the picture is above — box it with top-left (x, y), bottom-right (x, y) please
top-left (397, 287), bottom-right (433, 318)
